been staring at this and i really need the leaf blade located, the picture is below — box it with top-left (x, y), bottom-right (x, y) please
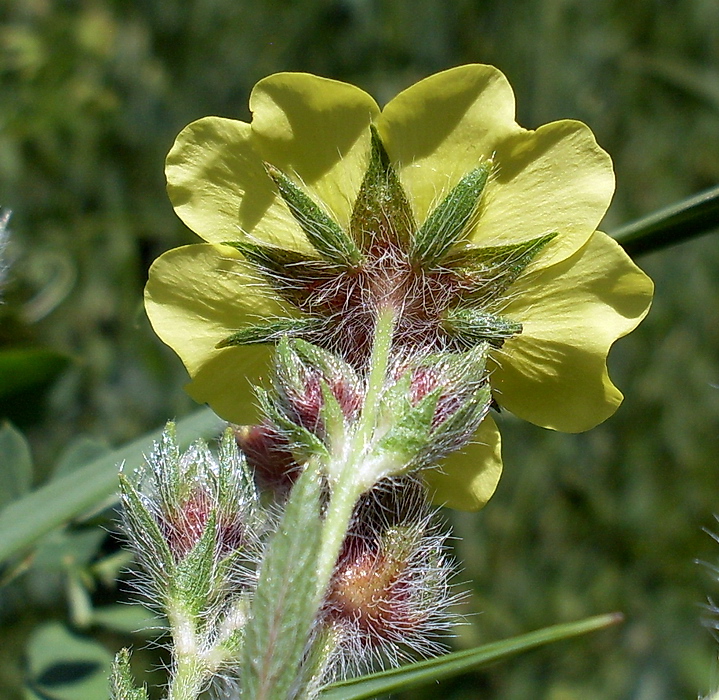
top-left (319, 613), bottom-right (623, 700)
top-left (0, 408), bottom-right (224, 565)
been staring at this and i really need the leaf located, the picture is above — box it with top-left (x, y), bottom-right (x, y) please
top-left (24, 622), bottom-right (114, 700)
top-left (54, 437), bottom-right (110, 479)
top-left (318, 613), bottom-right (623, 700)
top-left (0, 408), bottom-right (224, 565)
top-left (0, 421), bottom-right (33, 509)
top-left (241, 463), bottom-right (324, 700)
top-left (92, 605), bottom-right (158, 636)
top-left (611, 184), bottom-right (719, 257)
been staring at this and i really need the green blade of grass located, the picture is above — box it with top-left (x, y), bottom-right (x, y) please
top-left (0, 408), bottom-right (224, 565)
top-left (319, 613), bottom-right (623, 700)
top-left (611, 184), bottom-right (719, 257)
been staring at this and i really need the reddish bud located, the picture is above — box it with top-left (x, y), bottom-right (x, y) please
top-left (326, 531), bottom-right (422, 641)
top-left (234, 423), bottom-right (300, 494)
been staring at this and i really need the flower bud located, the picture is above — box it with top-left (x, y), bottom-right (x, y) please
top-left (322, 480), bottom-right (459, 670)
top-left (234, 423), bottom-right (299, 495)
top-left (120, 425), bottom-right (264, 610)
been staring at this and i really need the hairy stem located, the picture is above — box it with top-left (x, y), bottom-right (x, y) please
top-left (165, 605), bottom-right (206, 700)
top-left (314, 306), bottom-right (397, 603)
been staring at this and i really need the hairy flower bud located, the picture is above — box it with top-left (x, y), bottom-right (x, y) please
top-left (322, 480), bottom-right (459, 672)
top-left (119, 425), bottom-right (265, 610)
top-left (234, 423), bottom-right (299, 494)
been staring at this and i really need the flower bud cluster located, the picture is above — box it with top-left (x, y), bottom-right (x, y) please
top-left (118, 425), bottom-right (267, 691)
top-left (118, 426), bottom-right (459, 697)
top-left (237, 336), bottom-right (492, 496)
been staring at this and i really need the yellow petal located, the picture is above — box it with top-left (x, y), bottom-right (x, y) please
top-left (476, 119), bottom-right (615, 267)
top-left (144, 243), bottom-right (297, 424)
top-left (166, 117), bottom-right (312, 252)
top-left (423, 416), bottom-right (503, 511)
top-left (379, 64), bottom-right (614, 267)
top-left (490, 232), bottom-right (654, 432)
top-left (249, 72), bottom-right (380, 228)
top-left (379, 64), bottom-right (518, 225)
top-left (185, 345), bottom-right (271, 426)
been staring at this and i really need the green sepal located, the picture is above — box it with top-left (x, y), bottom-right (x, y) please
top-left (427, 382), bottom-right (492, 464)
top-left (240, 462), bottom-right (324, 700)
top-left (151, 422), bottom-right (182, 514)
top-left (274, 336), bottom-right (310, 397)
top-left (350, 125), bottom-right (415, 250)
top-left (109, 648), bottom-right (149, 700)
top-left (372, 389), bottom-right (440, 477)
top-left (256, 387), bottom-right (330, 464)
top-left (291, 337), bottom-right (357, 382)
top-left (445, 232), bottom-right (557, 303)
top-left (319, 378), bottom-right (347, 452)
top-left (411, 161), bottom-right (492, 266)
top-left (217, 427), bottom-right (257, 512)
top-left (118, 473), bottom-right (175, 582)
top-left (442, 307), bottom-right (522, 348)
top-left (217, 315), bottom-right (322, 347)
top-left (224, 241), bottom-right (344, 307)
top-left (171, 510), bottom-right (219, 618)
top-left (266, 163), bottom-right (363, 267)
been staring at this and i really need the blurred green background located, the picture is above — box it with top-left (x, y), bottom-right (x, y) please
top-left (1, 0), bottom-right (719, 698)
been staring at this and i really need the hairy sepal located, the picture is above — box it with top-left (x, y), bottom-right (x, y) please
top-left (266, 163), bottom-right (363, 267)
top-left (411, 161), bottom-right (493, 266)
top-left (350, 126), bottom-right (415, 251)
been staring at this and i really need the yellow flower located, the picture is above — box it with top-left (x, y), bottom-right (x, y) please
top-left (145, 65), bottom-right (653, 511)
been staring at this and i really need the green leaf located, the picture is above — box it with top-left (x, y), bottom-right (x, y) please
top-left (24, 622), bottom-right (114, 700)
top-left (412, 161), bottom-right (492, 265)
top-left (109, 648), bottom-right (149, 700)
top-left (0, 408), bottom-right (224, 565)
top-left (0, 347), bottom-right (70, 400)
top-left (611, 184), bottom-right (719, 257)
top-left (319, 613), bottom-right (623, 700)
top-left (92, 605), bottom-right (157, 636)
top-left (0, 422), bottom-right (33, 509)
top-left (241, 463), bottom-right (324, 700)
top-left (54, 437), bottom-right (110, 479)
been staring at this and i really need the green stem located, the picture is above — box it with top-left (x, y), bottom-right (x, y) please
top-left (165, 606), bottom-right (206, 700)
top-left (313, 306), bottom-right (397, 602)
top-left (611, 183), bottom-right (719, 257)
top-left (167, 655), bottom-right (205, 700)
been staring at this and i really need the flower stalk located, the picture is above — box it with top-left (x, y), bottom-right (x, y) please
top-left (314, 305), bottom-right (397, 600)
